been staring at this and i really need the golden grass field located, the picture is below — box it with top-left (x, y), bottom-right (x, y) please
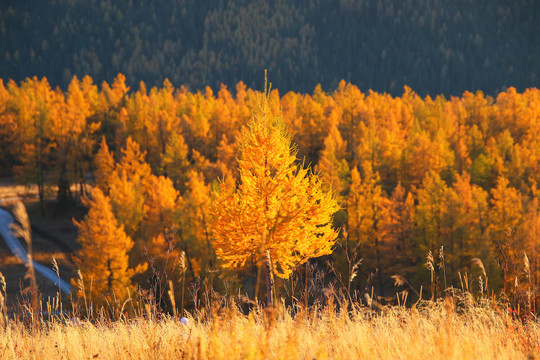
top-left (0, 300), bottom-right (538, 360)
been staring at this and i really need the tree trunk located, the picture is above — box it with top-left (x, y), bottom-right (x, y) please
top-left (374, 234), bottom-right (384, 298)
top-left (200, 206), bottom-right (213, 268)
top-left (304, 260), bottom-right (309, 309)
top-left (266, 250), bottom-right (274, 307)
top-left (107, 258), bottom-right (113, 294)
top-left (38, 165), bottom-right (45, 215)
top-left (57, 162), bottom-right (70, 207)
top-left (373, 210), bottom-right (384, 298)
top-left (27, 252), bottom-right (38, 322)
top-left (254, 263), bottom-right (262, 301)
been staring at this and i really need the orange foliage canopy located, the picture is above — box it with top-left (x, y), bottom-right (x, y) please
top-left (73, 187), bottom-right (145, 301)
top-left (210, 89), bottom-right (339, 279)
top-left (1, 74), bottom-right (539, 294)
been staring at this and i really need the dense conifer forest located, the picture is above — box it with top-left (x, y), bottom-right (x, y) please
top-left (1, 0), bottom-right (538, 96)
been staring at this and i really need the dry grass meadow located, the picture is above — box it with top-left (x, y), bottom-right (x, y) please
top-left (0, 297), bottom-right (538, 360)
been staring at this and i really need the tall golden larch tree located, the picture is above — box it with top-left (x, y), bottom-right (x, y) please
top-left (116, 136), bottom-right (152, 180)
top-left (94, 136), bottom-right (115, 193)
top-left (0, 79), bottom-right (17, 170)
top-left (445, 173), bottom-right (489, 273)
top-left (346, 162), bottom-right (389, 295)
top-left (142, 174), bottom-right (179, 240)
top-left (97, 74), bottom-right (130, 142)
top-left (108, 137), bottom-right (151, 238)
top-left (159, 131), bottom-right (190, 191)
top-left (210, 84), bottom-right (339, 305)
top-left (108, 174), bottom-right (146, 241)
top-left (318, 122), bottom-right (350, 197)
top-left (73, 187), bottom-right (144, 302)
top-left (489, 176), bottom-right (523, 291)
top-left (142, 174), bottom-right (182, 294)
top-left (178, 170), bottom-right (213, 273)
top-left (520, 193), bottom-right (540, 291)
top-left (12, 77), bottom-right (57, 210)
top-left (489, 176), bottom-right (523, 242)
top-left (378, 182), bottom-right (415, 275)
top-left (54, 75), bottom-right (99, 204)
top-left (414, 171), bottom-right (449, 259)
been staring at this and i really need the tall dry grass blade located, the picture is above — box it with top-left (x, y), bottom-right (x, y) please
top-left (179, 251), bottom-right (186, 315)
top-left (523, 252), bottom-right (531, 279)
top-left (168, 280), bottom-right (177, 317)
top-left (392, 274), bottom-right (406, 287)
top-left (76, 269), bottom-right (89, 318)
top-left (425, 251), bottom-right (434, 273)
top-left (425, 251), bottom-right (435, 301)
top-left (52, 258), bottom-right (62, 317)
top-left (471, 258), bottom-right (486, 278)
top-left (350, 258), bottom-right (362, 284)
top-left (391, 274), bottom-right (420, 298)
top-left (522, 252), bottom-right (534, 307)
top-left (11, 201), bottom-right (31, 244)
top-left (478, 276), bottom-right (484, 294)
top-left (0, 272), bottom-right (6, 327)
top-left (438, 246), bottom-right (447, 292)
top-left (11, 201), bottom-right (39, 322)
top-left (471, 257), bottom-right (488, 294)
top-left (119, 294), bottom-right (132, 321)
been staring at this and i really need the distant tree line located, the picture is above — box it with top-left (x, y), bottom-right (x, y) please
top-left (0, 0), bottom-right (538, 96)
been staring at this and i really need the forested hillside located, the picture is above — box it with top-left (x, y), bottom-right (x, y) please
top-left (1, 0), bottom-right (538, 96)
top-left (1, 75), bottom-right (538, 299)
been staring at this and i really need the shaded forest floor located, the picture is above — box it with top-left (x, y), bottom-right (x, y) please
top-left (0, 181), bottom-right (81, 310)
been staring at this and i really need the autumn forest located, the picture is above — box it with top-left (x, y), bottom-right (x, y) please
top-left (0, 73), bottom-right (538, 310)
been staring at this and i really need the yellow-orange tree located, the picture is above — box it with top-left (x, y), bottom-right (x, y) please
top-left (210, 86), bottom-right (339, 305)
top-left (73, 187), bottom-right (145, 304)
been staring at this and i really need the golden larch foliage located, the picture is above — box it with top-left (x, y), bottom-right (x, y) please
top-left (94, 136), bottom-right (115, 193)
top-left (73, 187), bottom-right (145, 301)
top-left (142, 175), bottom-right (179, 239)
top-left (318, 122), bottom-right (350, 196)
top-left (210, 86), bottom-right (339, 279)
top-left (179, 170), bottom-right (213, 269)
top-left (108, 137), bottom-right (152, 237)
